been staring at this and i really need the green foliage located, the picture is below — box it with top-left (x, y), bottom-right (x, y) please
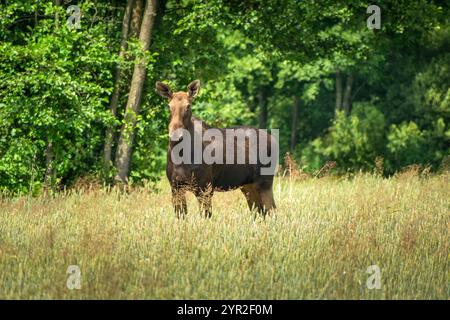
top-left (0, 1), bottom-right (116, 193)
top-left (193, 80), bottom-right (254, 127)
top-left (301, 104), bottom-right (385, 172)
top-left (386, 122), bottom-right (428, 171)
top-left (0, 0), bottom-right (449, 194)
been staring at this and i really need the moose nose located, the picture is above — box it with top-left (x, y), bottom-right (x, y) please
top-left (169, 128), bottom-right (184, 141)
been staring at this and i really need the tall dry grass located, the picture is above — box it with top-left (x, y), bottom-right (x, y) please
top-left (0, 172), bottom-right (448, 299)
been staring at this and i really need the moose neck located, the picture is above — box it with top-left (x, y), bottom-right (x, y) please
top-left (168, 116), bottom-right (197, 149)
top-left (168, 115), bottom-right (211, 160)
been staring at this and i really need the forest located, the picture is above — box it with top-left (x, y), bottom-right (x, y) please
top-left (0, 0), bottom-right (449, 194)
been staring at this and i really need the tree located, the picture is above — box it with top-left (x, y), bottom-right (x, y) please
top-left (103, 0), bottom-right (134, 178)
top-left (114, 0), bottom-right (157, 184)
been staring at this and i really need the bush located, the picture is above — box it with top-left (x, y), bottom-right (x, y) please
top-left (386, 122), bottom-right (430, 173)
top-left (301, 103), bottom-right (386, 172)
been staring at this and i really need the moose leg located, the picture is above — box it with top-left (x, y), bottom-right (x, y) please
top-left (241, 184), bottom-right (261, 213)
top-left (256, 178), bottom-right (276, 216)
top-left (172, 187), bottom-right (187, 218)
top-left (259, 187), bottom-right (276, 216)
top-left (195, 186), bottom-right (213, 218)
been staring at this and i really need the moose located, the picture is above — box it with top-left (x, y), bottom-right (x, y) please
top-left (155, 80), bottom-right (277, 218)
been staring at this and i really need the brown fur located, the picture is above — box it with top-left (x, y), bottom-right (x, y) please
top-left (156, 80), bottom-right (276, 218)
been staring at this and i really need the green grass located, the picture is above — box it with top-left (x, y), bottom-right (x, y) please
top-left (0, 172), bottom-right (448, 299)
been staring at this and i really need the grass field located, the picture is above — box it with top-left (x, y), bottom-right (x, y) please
top-left (0, 172), bottom-right (448, 299)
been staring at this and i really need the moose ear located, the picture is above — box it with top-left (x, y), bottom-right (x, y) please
top-left (155, 81), bottom-right (173, 99)
top-left (187, 80), bottom-right (200, 99)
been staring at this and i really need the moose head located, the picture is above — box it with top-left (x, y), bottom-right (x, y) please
top-left (155, 80), bottom-right (200, 141)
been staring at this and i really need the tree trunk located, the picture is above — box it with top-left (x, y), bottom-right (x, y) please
top-left (44, 0), bottom-right (61, 191)
top-left (44, 140), bottom-right (54, 190)
top-left (53, 0), bottom-right (61, 28)
top-left (120, 0), bottom-right (144, 105)
top-left (103, 0), bottom-right (134, 178)
top-left (258, 88), bottom-right (268, 129)
top-left (35, 0), bottom-right (39, 25)
top-left (290, 97), bottom-right (300, 151)
top-left (343, 73), bottom-right (354, 115)
top-left (114, 0), bottom-right (157, 184)
top-left (130, 0), bottom-right (144, 38)
top-left (335, 69), bottom-right (343, 112)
